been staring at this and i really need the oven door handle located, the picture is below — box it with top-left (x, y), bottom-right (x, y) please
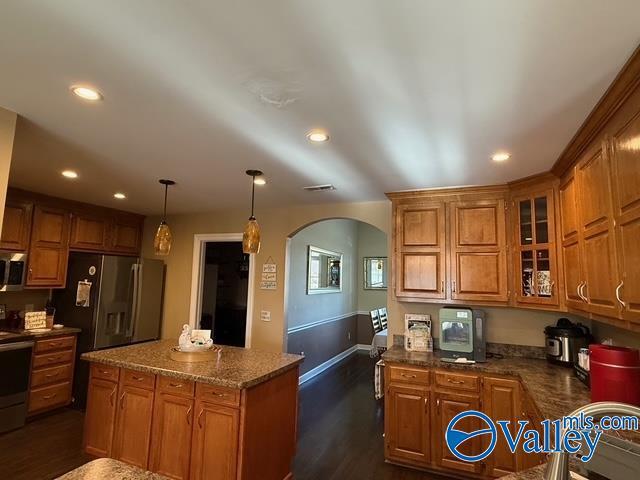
top-left (0, 340), bottom-right (34, 352)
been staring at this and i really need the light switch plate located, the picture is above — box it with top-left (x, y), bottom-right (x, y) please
top-left (260, 310), bottom-right (271, 322)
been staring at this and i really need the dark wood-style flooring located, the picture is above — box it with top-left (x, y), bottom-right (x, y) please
top-left (0, 352), bottom-right (448, 479)
top-left (293, 352), bottom-right (447, 480)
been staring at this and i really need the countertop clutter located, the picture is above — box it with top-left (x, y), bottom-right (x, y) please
top-left (81, 339), bottom-right (304, 389)
top-left (57, 458), bottom-right (169, 480)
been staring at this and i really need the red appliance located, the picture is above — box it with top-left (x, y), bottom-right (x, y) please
top-left (589, 344), bottom-right (640, 406)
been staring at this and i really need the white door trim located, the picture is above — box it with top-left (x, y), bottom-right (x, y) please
top-left (188, 233), bottom-right (254, 348)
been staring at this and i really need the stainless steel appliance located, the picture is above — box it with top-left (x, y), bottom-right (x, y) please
top-left (0, 252), bottom-right (26, 291)
top-left (53, 252), bottom-right (165, 408)
top-left (544, 318), bottom-right (590, 367)
top-left (439, 307), bottom-right (486, 362)
top-left (0, 338), bottom-right (33, 433)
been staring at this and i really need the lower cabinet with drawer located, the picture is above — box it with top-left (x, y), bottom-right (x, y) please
top-left (384, 364), bottom-right (545, 479)
top-left (84, 363), bottom-right (300, 480)
top-left (27, 333), bottom-right (77, 416)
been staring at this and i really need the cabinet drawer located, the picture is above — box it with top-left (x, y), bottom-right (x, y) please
top-left (91, 363), bottom-right (120, 382)
top-left (388, 364), bottom-right (430, 385)
top-left (158, 375), bottom-right (195, 397)
top-left (122, 369), bottom-right (156, 390)
top-left (28, 382), bottom-right (71, 413)
top-left (34, 335), bottom-right (75, 353)
top-left (435, 371), bottom-right (479, 392)
top-left (31, 364), bottom-right (73, 388)
top-left (196, 383), bottom-right (240, 407)
top-left (32, 349), bottom-right (74, 368)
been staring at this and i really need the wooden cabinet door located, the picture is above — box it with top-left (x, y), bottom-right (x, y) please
top-left (449, 199), bottom-right (508, 302)
top-left (69, 212), bottom-right (109, 251)
top-left (150, 393), bottom-right (194, 480)
top-left (482, 377), bottom-right (520, 477)
top-left (432, 391), bottom-right (481, 474)
top-left (395, 202), bottom-right (446, 299)
top-left (0, 200), bottom-right (32, 251)
top-left (559, 173), bottom-right (587, 311)
top-left (84, 377), bottom-right (118, 457)
top-left (610, 109), bottom-right (640, 325)
top-left (190, 400), bottom-right (239, 480)
top-left (113, 385), bottom-right (155, 469)
top-left (384, 384), bottom-right (430, 466)
top-left (110, 214), bottom-right (142, 255)
top-left (576, 145), bottom-right (620, 318)
top-left (26, 205), bottom-right (70, 288)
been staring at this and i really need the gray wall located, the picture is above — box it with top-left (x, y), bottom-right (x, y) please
top-left (286, 219), bottom-right (358, 330)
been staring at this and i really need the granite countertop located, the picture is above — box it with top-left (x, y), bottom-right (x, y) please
top-left (81, 339), bottom-right (304, 389)
top-left (24, 326), bottom-right (81, 337)
top-left (0, 326), bottom-right (80, 344)
top-left (383, 346), bottom-right (591, 421)
top-left (57, 458), bottom-right (168, 479)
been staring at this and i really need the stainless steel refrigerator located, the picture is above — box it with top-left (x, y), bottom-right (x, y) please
top-left (53, 252), bottom-right (165, 408)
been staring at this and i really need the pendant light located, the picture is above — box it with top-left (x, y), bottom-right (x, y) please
top-left (154, 179), bottom-right (175, 256)
top-left (242, 170), bottom-right (263, 254)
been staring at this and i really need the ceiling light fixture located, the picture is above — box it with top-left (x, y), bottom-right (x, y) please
top-left (307, 130), bottom-right (329, 143)
top-left (61, 170), bottom-right (78, 179)
top-left (253, 177), bottom-right (267, 186)
top-left (154, 179), bottom-right (175, 256)
top-left (113, 192), bottom-right (126, 199)
top-left (70, 85), bottom-right (103, 101)
top-left (242, 170), bottom-right (263, 254)
top-left (491, 152), bottom-right (510, 162)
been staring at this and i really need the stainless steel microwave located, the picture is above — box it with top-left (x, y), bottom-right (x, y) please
top-left (0, 253), bottom-right (27, 291)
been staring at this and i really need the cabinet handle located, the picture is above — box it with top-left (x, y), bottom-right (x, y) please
top-left (131, 376), bottom-right (145, 381)
top-left (186, 405), bottom-right (193, 425)
top-left (169, 382), bottom-right (183, 388)
top-left (452, 281), bottom-right (456, 293)
top-left (615, 281), bottom-right (626, 309)
top-left (424, 398), bottom-right (428, 411)
top-left (48, 356), bottom-right (61, 362)
top-left (44, 373), bottom-right (57, 379)
top-left (577, 281), bottom-right (587, 302)
top-left (48, 342), bottom-right (61, 347)
top-left (400, 373), bottom-right (417, 379)
top-left (550, 281), bottom-right (555, 296)
top-left (42, 393), bottom-right (57, 400)
top-left (441, 280), bottom-right (444, 293)
top-left (581, 282), bottom-right (588, 302)
top-left (197, 408), bottom-right (204, 429)
top-left (99, 369), bottom-right (110, 375)
top-left (110, 388), bottom-right (116, 406)
top-left (120, 392), bottom-right (126, 410)
top-left (436, 398), bottom-right (440, 408)
top-left (447, 378), bottom-right (464, 385)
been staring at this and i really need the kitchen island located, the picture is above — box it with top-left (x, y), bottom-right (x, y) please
top-left (82, 340), bottom-right (304, 480)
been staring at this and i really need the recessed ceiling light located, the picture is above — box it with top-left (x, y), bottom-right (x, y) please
top-left (491, 152), bottom-right (510, 162)
top-left (113, 192), bottom-right (126, 199)
top-left (307, 130), bottom-right (329, 143)
top-left (70, 85), bottom-right (103, 101)
top-left (61, 170), bottom-right (78, 179)
top-left (253, 177), bottom-right (267, 186)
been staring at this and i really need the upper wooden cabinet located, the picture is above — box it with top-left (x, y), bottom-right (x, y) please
top-left (110, 214), bottom-right (143, 255)
top-left (69, 212), bottom-right (110, 251)
top-left (449, 199), bottom-right (508, 303)
top-left (69, 211), bottom-right (143, 255)
top-left (395, 202), bottom-right (446, 299)
top-left (389, 188), bottom-right (509, 306)
top-left (26, 205), bottom-right (71, 288)
top-left (559, 173), bottom-right (585, 311)
top-left (510, 180), bottom-right (562, 309)
top-left (0, 200), bottom-right (32, 251)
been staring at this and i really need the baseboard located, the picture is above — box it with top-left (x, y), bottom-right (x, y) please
top-left (299, 345), bottom-right (359, 384)
top-left (356, 344), bottom-right (371, 351)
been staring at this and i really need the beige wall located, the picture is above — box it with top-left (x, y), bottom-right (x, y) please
top-left (143, 197), bottom-right (597, 352)
top-left (0, 107), bottom-right (17, 231)
top-left (356, 222), bottom-right (387, 312)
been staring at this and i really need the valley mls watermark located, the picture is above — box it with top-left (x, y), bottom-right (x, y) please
top-left (445, 410), bottom-right (639, 463)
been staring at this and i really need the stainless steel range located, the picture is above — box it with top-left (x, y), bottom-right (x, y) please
top-left (0, 333), bottom-right (34, 433)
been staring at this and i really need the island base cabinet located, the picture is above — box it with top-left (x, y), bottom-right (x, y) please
top-left (84, 377), bottom-right (118, 457)
top-left (190, 401), bottom-right (239, 480)
top-left (385, 384), bottom-right (430, 467)
top-left (112, 385), bottom-right (155, 469)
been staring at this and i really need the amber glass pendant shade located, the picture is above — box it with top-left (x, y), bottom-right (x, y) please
top-left (154, 220), bottom-right (173, 256)
top-left (243, 216), bottom-right (261, 254)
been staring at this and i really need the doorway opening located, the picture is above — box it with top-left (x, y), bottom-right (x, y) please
top-left (189, 234), bottom-right (254, 347)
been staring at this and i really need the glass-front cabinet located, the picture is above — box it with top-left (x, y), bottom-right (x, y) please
top-left (512, 188), bottom-right (560, 307)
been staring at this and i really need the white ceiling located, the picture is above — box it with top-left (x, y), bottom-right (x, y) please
top-left (1, 1), bottom-right (639, 215)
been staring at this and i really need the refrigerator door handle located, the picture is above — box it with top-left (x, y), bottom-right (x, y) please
top-left (127, 263), bottom-right (139, 338)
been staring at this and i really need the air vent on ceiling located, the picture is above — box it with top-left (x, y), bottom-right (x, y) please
top-left (303, 184), bottom-right (336, 192)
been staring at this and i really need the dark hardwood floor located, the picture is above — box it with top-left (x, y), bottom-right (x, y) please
top-left (0, 408), bottom-right (92, 480)
top-left (293, 352), bottom-right (449, 480)
top-left (0, 352), bottom-right (448, 479)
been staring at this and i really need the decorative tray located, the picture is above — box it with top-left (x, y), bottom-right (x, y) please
top-left (170, 345), bottom-right (222, 363)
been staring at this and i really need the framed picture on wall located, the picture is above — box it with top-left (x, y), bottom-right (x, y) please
top-left (307, 245), bottom-right (343, 294)
top-left (364, 257), bottom-right (387, 289)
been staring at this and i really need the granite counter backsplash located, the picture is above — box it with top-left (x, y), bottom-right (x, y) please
top-left (82, 339), bottom-right (304, 389)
